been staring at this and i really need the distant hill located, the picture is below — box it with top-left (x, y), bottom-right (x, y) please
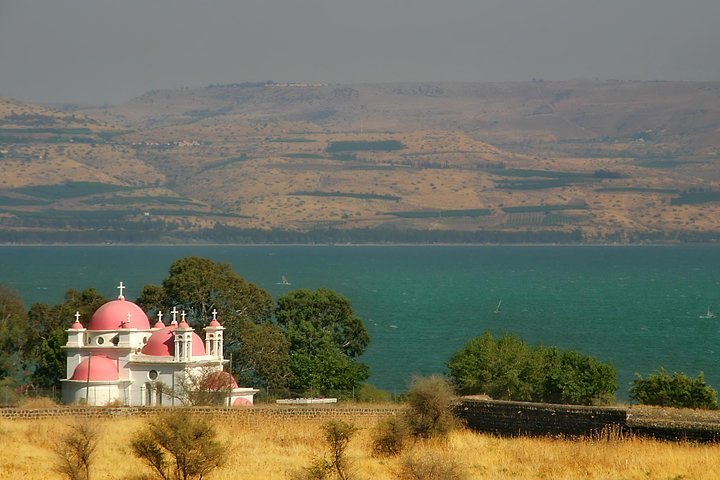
top-left (1, 80), bottom-right (720, 244)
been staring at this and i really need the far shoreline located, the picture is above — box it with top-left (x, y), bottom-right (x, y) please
top-left (0, 242), bottom-right (716, 248)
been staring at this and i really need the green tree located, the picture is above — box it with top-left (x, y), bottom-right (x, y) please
top-left (630, 369), bottom-right (718, 409)
top-left (447, 331), bottom-right (616, 405)
top-left (33, 328), bottom-right (68, 389)
top-left (0, 285), bottom-right (32, 382)
top-left (139, 257), bottom-right (284, 390)
top-left (446, 332), bottom-right (543, 401)
top-left (232, 319), bottom-right (293, 391)
top-left (542, 348), bottom-right (617, 405)
top-left (136, 284), bottom-right (166, 314)
top-left (289, 335), bottom-right (369, 392)
top-left (276, 288), bottom-right (370, 394)
top-left (275, 288), bottom-right (369, 358)
top-left (160, 256), bottom-right (273, 326)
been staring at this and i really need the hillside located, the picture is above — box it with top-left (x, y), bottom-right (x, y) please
top-left (1, 80), bottom-right (720, 243)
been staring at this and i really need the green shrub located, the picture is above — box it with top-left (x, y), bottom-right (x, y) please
top-left (630, 369), bottom-right (718, 409)
top-left (447, 332), bottom-right (617, 405)
top-left (356, 383), bottom-right (391, 403)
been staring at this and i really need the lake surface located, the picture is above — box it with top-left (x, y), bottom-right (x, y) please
top-left (2, 245), bottom-right (720, 399)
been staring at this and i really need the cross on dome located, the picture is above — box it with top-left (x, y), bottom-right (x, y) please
top-left (180, 311), bottom-right (187, 322)
top-left (211, 309), bottom-right (218, 320)
top-left (74, 311), bottom-right (81, 322)
top-left (170, 306), bottom-right (179, 324)
top-left (157, 311), bottom-right (163, 322)
top-left (117, 281), bottom-right (126, 300)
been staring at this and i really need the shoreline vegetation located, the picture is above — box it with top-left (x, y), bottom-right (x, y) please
top-left (4, 404), bottom-right (720, 480)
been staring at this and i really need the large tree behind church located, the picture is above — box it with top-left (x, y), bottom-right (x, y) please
top-left (160, 256), bottom-right (273, 324)
top-left (275, 288), bottom-right (370, 393)
top-left (137, 256), bottom-right (292, 390)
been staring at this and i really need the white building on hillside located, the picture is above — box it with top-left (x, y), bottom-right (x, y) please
top-left (61, 282), bottom-right (257, 407)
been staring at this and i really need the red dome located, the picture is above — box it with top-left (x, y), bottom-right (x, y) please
top-left (70, 355), bottom-right (119, 381)
top-left (233, 397), bottom-right (252, 407)
top-left (88, 298), bottom-right (151, 331)
top-left (141, 325), bottom-right (206, 357)
top-left (203, 371), bottom-right (239, 390)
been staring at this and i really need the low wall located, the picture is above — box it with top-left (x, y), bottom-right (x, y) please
top-left (457, 397), bottom-right (627, 437)
top-left (457, 397), bottom-right (720, 442)
top-left (0, 405), bottom-right (402, 422)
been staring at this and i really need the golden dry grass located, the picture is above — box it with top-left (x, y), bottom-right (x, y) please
top-left (2, 411), bottom-right (720, 480)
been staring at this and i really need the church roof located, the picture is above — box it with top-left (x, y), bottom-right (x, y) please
top-left (88, 298), bottom-right (151, 331)
top-left (70, 355), bottom-right (119, 381)
top-left (203, 371), bottom-right (239, 390)
top-left (141, 325), bottom-right (206, 357)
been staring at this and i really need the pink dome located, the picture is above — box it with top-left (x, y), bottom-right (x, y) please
top-left (70, 320), bottom-right (84, 330)
top-left (208, 319), bottom-right (221, 327)
top-left (70, 355), bottom-right (119, 381)
top-left (141, 325), bottom-right (206, 357)
top-left (88, 298), bottom-right (150, 331)
top-left (233, 397), bottom-right (252, 407)
top-left (203, 371), bottom-right (239, 390)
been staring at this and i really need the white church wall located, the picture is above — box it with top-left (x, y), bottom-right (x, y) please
top-left (62, 382), bottom-right (121, 406)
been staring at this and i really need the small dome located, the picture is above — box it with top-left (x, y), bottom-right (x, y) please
top-left (70, 355), bottom-right (119, 381)
top-left (70, 320), bottom-right (84, 330)
top-left (208, 318), bottom-right (221, 327)
top-left (233, 397), bottom-right (252, 407)
top-left (153, 320), bottom-right (165, 329)
top-left (203, 371), bottom-right (239, 390)
top-left (88, 298), bottom-right (150, 331)
top-left (141, 325), bottom-right (206, 357)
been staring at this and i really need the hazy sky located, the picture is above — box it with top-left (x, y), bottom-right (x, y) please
top-left (1, 0), bottom-right (719, 105)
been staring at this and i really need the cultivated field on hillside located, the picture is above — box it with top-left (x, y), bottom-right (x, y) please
top-left (2, 81), bottom-right (720, 243)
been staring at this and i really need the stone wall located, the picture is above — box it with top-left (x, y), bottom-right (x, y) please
top-left (457, 397), bottom-right (720, 442)
top-left (0, 405), bottom-right (402, 422)
top-left (457, 397), bottom-right (627, 437)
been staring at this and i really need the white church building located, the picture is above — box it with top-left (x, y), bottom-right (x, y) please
top-left (61, 282), bottom-right (258, 407)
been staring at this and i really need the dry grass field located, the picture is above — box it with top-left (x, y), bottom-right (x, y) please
top-left (2, 409), bottom-right (720, 480)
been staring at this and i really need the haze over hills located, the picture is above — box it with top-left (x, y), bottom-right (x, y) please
top-left (1, 80), bottom-right (720, 244)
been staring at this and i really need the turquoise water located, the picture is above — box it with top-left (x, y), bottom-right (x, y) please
top-left (2, 245), bottom-right (720, 398)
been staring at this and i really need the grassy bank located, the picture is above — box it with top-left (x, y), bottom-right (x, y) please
top-left (2, 409), bottom-right (720, 479)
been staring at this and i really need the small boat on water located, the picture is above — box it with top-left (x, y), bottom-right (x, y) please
top-left (494, 300), bottom-right (502, 314)
top-left (277, 275), bottom-right (291, 286)
top-left (700, 306), bottom-right (715, 319)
